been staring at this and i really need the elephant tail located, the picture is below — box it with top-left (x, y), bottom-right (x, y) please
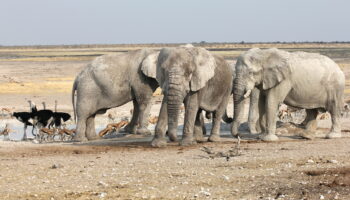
top-left (222, 109), bottom-right (233, 123)
top-left (71, 77), bottom-right (78, 123)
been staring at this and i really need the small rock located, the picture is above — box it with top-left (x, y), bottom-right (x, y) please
top-left (327, 160), bottom-right (338, 164)
top-left (199, 190), bottom-right (211, 196)
top-left (307, 159), bottom-right (314, 163)
top-left (320, 195), bottom-right (325, 199)
top-left (198, 187), bottom-right (211, 196)
top-left (50, 164), bottom-right (63, 169)
top-left (98, 181), bottom-right (109, 187)
top-left (334, 193), bottom-right (339, 199)
top-left (222, 175), bottom-right (230, 181)
top-left (98, 192), bottom-right (107, 198)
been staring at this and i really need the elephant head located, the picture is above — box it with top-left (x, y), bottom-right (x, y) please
top-left (232, 48), bottom-right (291, 135)
top-left (156, 46), bottom-right (217, 138)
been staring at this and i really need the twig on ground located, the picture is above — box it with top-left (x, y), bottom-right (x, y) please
top-left (200, 136), bottom-right (242, 161)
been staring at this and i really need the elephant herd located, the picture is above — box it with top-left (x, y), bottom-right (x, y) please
top-left (72, 45), bottom-right (345, 147)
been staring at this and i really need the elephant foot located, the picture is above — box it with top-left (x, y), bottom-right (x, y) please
top-left (151, 137), bottom-right (167, 148)
top-left (325, 132), bottom-right (342, 139)
top-left (167, 131), bottom-right (178, 142)
top-left (136, 128), bottom-right (152, 136)
top-left (72, 135), bottom-right (88, 142)
top-left (249, 128), bottom-right (258, 134)
top-left (208, 134), bottom-right (221, 142)
top-left (259, 133), bottom-right (279, 141)
top-left (87, 135), bottom-right (100, 141)
top-left (194, 134), bottom-right (206, 143)
top-left (248, 123), bottom-right (259, 134)
top-left (180, 137), bottom-right (196, 146)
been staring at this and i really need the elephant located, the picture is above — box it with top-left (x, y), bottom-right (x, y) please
top-left (231, 48), bottom-right (345, 141)
top-left (72, 49), bottom-right (159, 142)
top-left (149, 46), bottom-right (233, 147)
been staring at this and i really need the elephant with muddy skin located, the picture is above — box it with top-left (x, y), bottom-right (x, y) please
top-left (232, 48), bottom-right (345, 141)
top-left (72, 49), bottom-right (159, 142)
top-left (150, 46), bottom-right (233, 147)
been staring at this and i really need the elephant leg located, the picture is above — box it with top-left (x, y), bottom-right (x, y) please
top-left (136, 99), bottom-right (152, 135)
top-left (259, 94), bottom-right (279, 141)
top-left (248, 88), bottom-right (261, 134)
top-left (258, 94), bottom-right (267, 135)
top-left (73, 114), bottom-right (88, 142)
top-left (260, 82), bottom-right (291, 141)
top-left (326, 103), bottom-right (342, 139)
top-left (208, 96), bottom-right (228, 142)
top-left (194, 110), bottom-right (206, 142)
top-left (123, 100), bottom-right (138, 134)
top-left (200, 111), bottom-right (207, 136)
top-left (151, 97), bottom-right (169, 147)
top-left (181, 95), bottom-right (199, 146)
top-left (86, 114), bottom-right (99, 140)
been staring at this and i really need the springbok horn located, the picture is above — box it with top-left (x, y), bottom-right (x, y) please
top-left (243, 89), bottom-right (252, 98)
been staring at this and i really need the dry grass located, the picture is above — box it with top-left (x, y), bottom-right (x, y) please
top-left (0, 56), bottom-right (94, 62)
top-left (0, 81), bottom-right (73, 94)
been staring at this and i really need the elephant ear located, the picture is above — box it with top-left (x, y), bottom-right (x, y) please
top-left (189, 48), bottom-right (217, 91)
top-left (261, 49), bottom-right (291, 90)
top-left (156, 48), bottom-right (172, 91)
top-left (141, 51), bottom-right (160, 79)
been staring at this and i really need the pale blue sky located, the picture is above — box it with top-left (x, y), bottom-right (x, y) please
top-left (0, 0), bottom-right (348, 45)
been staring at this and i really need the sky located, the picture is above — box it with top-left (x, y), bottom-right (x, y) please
top-left (0, 0), bottom-right (349, 45)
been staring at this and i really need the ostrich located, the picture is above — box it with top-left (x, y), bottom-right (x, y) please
top-left (50, 100), bottom-right (71, 128)
top-left (29, 101), bottom-right (54, 135)
top-left (12, 101), bottom-right (36, 140)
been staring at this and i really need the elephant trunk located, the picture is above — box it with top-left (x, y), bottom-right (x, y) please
top-left (231, 76), bottom-right (246, 137)
top-left (167, 69), bottom-right (183, 141)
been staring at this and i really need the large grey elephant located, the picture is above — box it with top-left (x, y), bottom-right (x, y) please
top-left (150, 46), bottom-right (233, 147)
top-left (72, 49), bottom-right (159, 141)
top-left (232, 48), bottom-right (345, 141)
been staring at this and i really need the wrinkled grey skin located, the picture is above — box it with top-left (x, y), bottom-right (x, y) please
top-left (72, 49), bottom-right (159, 142)
top-left (232, 48), bottom-right (345, 141)
top-left (151, 47), bottom-right (233, 147)
top-left (230, 62), bottom-right (260, 133)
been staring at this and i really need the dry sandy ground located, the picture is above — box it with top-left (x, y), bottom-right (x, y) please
top-left (0, 130), bottom-right (350, 200)
top-left (1, 46), bottom-right (350, 199)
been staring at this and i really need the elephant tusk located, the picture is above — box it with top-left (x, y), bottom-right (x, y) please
top-left (243, 89), bottom-right (252, 98)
